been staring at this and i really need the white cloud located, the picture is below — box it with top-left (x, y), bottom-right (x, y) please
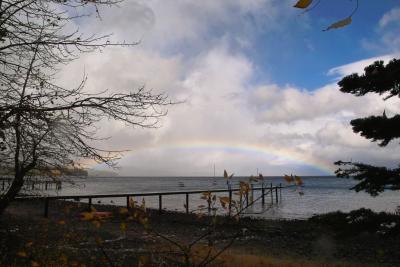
top-left (362, 7), bottom-right (400, 53)
top-left (379, 7), bottom-right (400, 28)
top-left (56, 2), bottom-right (400, 176)
top-left (82, 0), bottom-right (295, 55)
top-left (327, 54), bottom-right (400, 78)
top-left (247, 82), bottom-right (396, 124)
top-left (111, 52), bottom-right (400, 176)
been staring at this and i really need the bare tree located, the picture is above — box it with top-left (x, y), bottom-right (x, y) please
top-left (0, 0), bottom-right (171, 214)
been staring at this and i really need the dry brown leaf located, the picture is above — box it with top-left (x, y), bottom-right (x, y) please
top-left (293, 0), bottom-right (313, 9)
top-left (324, 16), bottom-right (352, 31)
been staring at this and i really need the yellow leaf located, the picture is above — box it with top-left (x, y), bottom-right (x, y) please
top-left (94, 211), bottom-right (113, 220)
top-left (219, 196), bottom-right (230, 208)
top-left (80, 211), bottom-right (94, 221)
top-left (239, 181), bottom-right (249, 192)
top-left (57, 220), bottom-right (66, 225)
top-left (138, 255), bottom-right (151, 267)
top-left (219, 196), bottom-right (230, 204)
top-left (31, 260), bottom-right (39, 267)
top-left (295, 175), bottom-right (304, 186)
top-left (92, 220), bottom-right (101, 228)
top-left (293, 0), bottom-right (313, 9)
top-left (120, 222), bottom-right (127, 232)
top-left (324, 16), bottom-right (352, 31)
top-left (60, 254), bottom-right (68, 264)
top-left (129, 197), bottom-right (136, 209)
top-left (25, 241), bottom-right (34, 247)
top-left (284, 174), bottom-right (294, 183)
top-left (119, 207), bottom-right (129, 214)
top-left (17, 250), bottom-right (27, 257)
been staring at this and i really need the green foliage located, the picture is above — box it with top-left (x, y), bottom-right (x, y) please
top-left (350, 113), bottom-right (400, 147)
top-left (335, 161), bottom-right (400, 196)
top-left (310, 208), bottom-right (400, 237)
top-left (335, 58), bottom-right (400, 196)
top-left (338, 59), bottom-right (400, 99)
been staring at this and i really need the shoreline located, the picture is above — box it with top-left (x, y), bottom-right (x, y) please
top-left (1, 199), bottom-right (399, 266)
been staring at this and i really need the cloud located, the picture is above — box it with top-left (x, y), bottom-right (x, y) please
top-left (379, 7), bottom-right (400, 28)
top-left (247, 81), bottom-right (399, 124)
top-left (112, 52), bottom-right (400, 176)
top-left (83, 0), bottom-right (295, 55)
top-left (362, 7), bottom-right (400, 53)
top-left (57, 2), bottom-right (400, 176)
top-left (327, 54), bottom-right (400, 77)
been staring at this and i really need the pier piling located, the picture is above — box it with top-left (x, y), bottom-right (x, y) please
top-left (261, 184), bottom-right (265, 205)
top-left (228, 189), bottom-right (232, 216)
top-left (270, 183), bottom-right (273, 203)
top-left (185, 193), bottom-right (189, 214)
top-left (44, 198), bottom-right (49, 218)
top-left (13, 184), bottom-right (289, 218)
top-left (159, 194), bottom-right (162, 213)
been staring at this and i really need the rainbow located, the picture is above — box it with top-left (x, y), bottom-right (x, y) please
top-left (124, 139), bottom-right (335, 175)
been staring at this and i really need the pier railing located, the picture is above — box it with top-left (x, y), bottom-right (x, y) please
top-left (1, 177), bottom-right (62, 191)
top-left (15, 183), bottom-right (290, 218)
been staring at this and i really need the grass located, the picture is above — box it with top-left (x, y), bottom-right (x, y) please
top-left (216, 251), bottom-right (372, 267)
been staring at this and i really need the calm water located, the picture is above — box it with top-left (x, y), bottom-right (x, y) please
top-left (47, 176), bottom-right (399, 219)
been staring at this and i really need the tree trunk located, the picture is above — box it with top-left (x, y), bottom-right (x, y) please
top-left (0, 173), bottom-right (24, 215)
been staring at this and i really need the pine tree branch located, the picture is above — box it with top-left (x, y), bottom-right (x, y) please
top-left (335, 161), bottom-right (400, 196)
top-left (351, 114), bottom-right (400, 147)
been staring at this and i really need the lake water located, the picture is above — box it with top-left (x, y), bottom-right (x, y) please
top-left (47, 176), bottom-right (399, 219)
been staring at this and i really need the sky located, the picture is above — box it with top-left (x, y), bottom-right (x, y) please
top-left (59, 0), bottom-right (400, 176)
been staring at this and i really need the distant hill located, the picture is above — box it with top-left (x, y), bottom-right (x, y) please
top-left (87, 169), bottom-right (119, 177)
top-left (0, 167), bottom-right (88, 177)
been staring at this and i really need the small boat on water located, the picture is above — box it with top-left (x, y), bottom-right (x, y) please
top-left (178, 181), bottom-right (185, 187)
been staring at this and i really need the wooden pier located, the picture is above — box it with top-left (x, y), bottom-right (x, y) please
top-left (1, 177), bottom-right (62, 191)
top-left (15, 183), bottom-right (289, 218)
